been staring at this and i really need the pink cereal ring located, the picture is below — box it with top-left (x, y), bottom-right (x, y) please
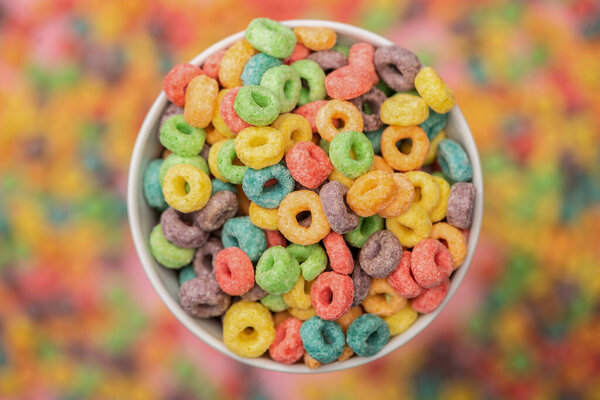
top-left (220, 87), bottom-right (251, 134)
top-left (163, 63), bottom-right (204, 107)
top-left (387, 251), bottom-right (425, 298)
top-left (348, 42), bottom-right (378, 85)
top-left (411, 239), bottom-right (453, 289)
top-left (285, 142), bottom-right (332, 189)
top-left (266, 230), bottom-right (287, 248)
top-left (325, 65), bottom-right (373, 100)
top-left (283, 43), bottom-right (311, 65)
top-left (311, 271), bottom-right (354, 320)
top-left (214, 247), bottom-right (255, 296)
top-left (293, 100), bottom-right (331, 133)
top-left (322, 231), bottom-right (353, 274)
top-left (202, 49), bottom-right (226, 80)
top-left (269, 317), bottom-right (304, 364)
top-left (411, 280), bottom-right (449, 314)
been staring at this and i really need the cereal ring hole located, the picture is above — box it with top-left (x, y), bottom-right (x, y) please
top-left (361, 102), bottom-right (374, 115)
top-left (240, 326), bottom-right (257, 340)
top-left (397, 138), bottom-right (413, 155)
top-left (249, 135), bottom-right (269, 147)
top-left (175, 120), bottom-right (194, 135)
top-left (319, 287), bottom-right (334, 305)
top-left (296, 210), bottom-right (312, 224)
top-left (251, 90), bottom-right (273, 108)
top-left (283, 79), bottom-right (296, 98)
top-left (366, 328), bottom-right (384, 345)
top-left (264, 178), bottom-right (278, 187)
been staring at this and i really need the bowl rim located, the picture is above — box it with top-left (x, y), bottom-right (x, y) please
top-left (127, 19), bottom-right (484, 374)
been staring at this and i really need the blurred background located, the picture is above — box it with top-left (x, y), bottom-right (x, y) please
top-left (1, 0), bottom-right (599, 399)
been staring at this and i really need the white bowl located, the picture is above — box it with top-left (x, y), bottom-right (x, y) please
top-left (127, 19), bottom-right (483, 373)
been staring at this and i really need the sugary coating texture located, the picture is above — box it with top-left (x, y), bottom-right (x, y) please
top-left (246, 18), bottom-right (297, 58)
top-left (319, 181), bottom-right (359, 234)
top-left (162, 164), bottom-right (211, 213)
top-left (206, 123), bottom-right (230, 145)
top-left (346, 171), bottom-right (395, 217)
top-left (241, 53), bottom-right (283, 86)
top-left (351, 261), bottom-right (372, 306)
top-left (387, 251), bottom-right (425, 298)
top-left (160, 207), bottom-right (208, 248)
top-left (316, 100), bottom-right (363, 142)
top-left (163, 63), bottom-right (204, 107)
top-left (328, 166), bottom-right (355, 189)
top-left (193, 238), bottom-right (223, 277)
top-left (180, 276), bottom-right (231, 318)
top-left (311, 271), bottom-right (354, 320)
top-left (277, 190), bottom-right (331, 245)
top-left (282, 275), bottom-right (314, 309)
top-left (380, 125), bottom-right (430, 172)
top-left (348, 42), bottom-right (379, 86)
top-left (378, 173), bottom-right (415, 218)
top-left (293, 100), bottom-right (329, 133)
top-left (287, 244), bottom-right (327, 282)
top-left (216, 140), bottom-right (248, 184)
top-left (329, 130), bottom-right (373, 179)
top-left (218, 39), bottom-right (258, 88)
top-left (306, 50), bottom-right (348, 72)
top-left (430, 222), bottom-right (467, 268)
top-left (159, 153), bottom-right (209, 186)
top-left (424, 130), bottom-right (446, 165)
top-left (300, 316), bottom-right (346, 363)
top-left (336, 305), bottom-right (364, 332)
top-left (202, 49), bottom-right (226, 80)
top-left (446, 182), bottom-right (476, 229)
top-left (208, 140), bottom-right (228, 182)
top-left (260, 294), bottom-right (290, 312)
top-left (283, 43), bottom-right (310, 65)
top-left (249, 202), bottom-right (279, 230)
top-left (411, 280), bottom-right (450, 314)
top-left (337, 345), bottom-right (354, 362)
top-left (436, 139), bottom-right (473, 182)
top-left (384, 304), bottom-right (419, 335)
top-left (285, 141), bottom-right (332, 189)
top-left (265, 230), bottom-right (287, 248)
top-left (373, 46), bottom-right (421, 92)
top-left (222, 216), bottom-right (267, 262)
top-left (235, 126), bottom-right (286, 169)
top-left (380, 93), bottom-right (429, 126)
top-left (293, 26), bottom-right (336, 51)
top-left (149, 224), bottom-right (195, 269)
top-left (274, 311), bottom-right (293, 326)
top-left (270, 113), bottom-right (313, 152)
top-left (404, 171), bottom-right (441, 215)
top-left (214, 247), bottom-right (255, 295)
top-left (242, 163), bottom-right (295, 208)
top-left (223, 301), bottom-right (275, 357)
top-left (346, 313), bottom-right (390, 357)
top-left (241, 284), bottom-right (268, 302)
top-left (219, 87), bottom-right (250, 134)
top-left (344, 215), bottom-right (384, 248)
top-left (323, 232), bottom-right (354, 274)
top-left (414, 67), bottom-right (455, 114)
top-left (260, 65), bottom-right (301, 113)
top-left (194, 190), bottom-right (238, 231)
top-left (269, 317), bottom-right (305, 364)
top-left (324, 65), bottom-right (373, 100)
top-left (359, 230), bottom-right (403, 278)
top-left (362, 278), bottom-right (407, 317)
top-left (411, 239), bottom-right (453, 289)
top-left (290, 60), bottom-right (326, 105)
top-left (350, 87), bottom-right (387, 132)
top-left (429, 175), bottom-right (450, 222)
top-left (255, 246), bottom-right (300, 294)
top-left (289, 306), bottom-right (316, 321)
top-left (143, 159), bottom-right (169, 210)
top-left (386, 203), bottom-right (432, 248)
top-left (160, 115), bottom-right (206, 156)
top-left (420, 109), bottom-right (447, 139)
top-left (184, 75), bottom-right (219, 129)
top-left (365, 127), bottom-right (384, 155)
top-left (370, 155), bottom-right (394, 173)
top-left (234, 85), bottom-right (281, 126)
top-left (304, 352), bottom-right (322, 369)
top-left (179, 264), bottom-right (196, 285)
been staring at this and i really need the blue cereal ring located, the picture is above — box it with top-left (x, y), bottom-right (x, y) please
top-left (437, 139), bottom-right (472, 182)
top-left (178, 264), bottom-right (196, 285)
top-left (300, 316), bottom-right (346, 363)
top-left (365, 127), bottom-right (385, 155)
top-left (241, 53), bottom-right (283, 86)
top-left (143, 159), bottom-right (169, 210)
top-left (346, 313), bottom-right (390, 357)
top-left (419, 109), bottom-right (447, 140)
top-left (211, 179), bottom-right (237, 195)
top-left (242, 163), bottom-right (295, 209)
top-left (222, 216), bottom-right (267, 262)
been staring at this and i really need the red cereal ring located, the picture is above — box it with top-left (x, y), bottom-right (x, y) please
top-left (265, 230), bottom-right (287, 248)
top-left (163, 63), bottom-right (204, 107)
top-left (293, 100), bottom-right (331, 133)
top-left (322, 231), bottom-right (353, 274)
top-left (387, 251), bottom-right (425, 298)
top-left (411, 239), bottom-right (453, 289)
top-left (411, 280), bottom-right (449, 314)
top-left (214, 247), bottom-right (255, 296)
top-left (268, 317), bottom-right (304, 364)
top-left (202, 49), bottom-right (226, 80)
top-left (348, 42), bottom-right (379, 85)
top-left (311, 271), bottom-right (354, 320)
top-left (324, 65), bottom-right (373, 100)
top-left (220, 87), bottom-right (252, 134)
top-left (283, 43), bottom-right (311, 65)
top-left (285, 141), bottom-right (333, 189)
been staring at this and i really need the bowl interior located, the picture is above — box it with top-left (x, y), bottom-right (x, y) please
top-left (127, 20), bottom-right (483, 373)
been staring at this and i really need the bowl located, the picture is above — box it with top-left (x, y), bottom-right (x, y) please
top-left (127, 19), bottom-right (483, 373)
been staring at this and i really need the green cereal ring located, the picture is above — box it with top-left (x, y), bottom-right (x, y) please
top-left (286, 244), bottom-right (327, 281)
top-left (291, 60), bottom-right (326, 106)
top-left (217, 140), bottom-right (248, 184)
top-left (255, 246), bottom-right (300, 295)
top-left (159, 114), bottom-right (205, 156)
top-left (159, 153), bottom-right (209, 187)
top-left (344, 215), bottom-right (384, 248)
top-left (260, 294), bottom-right (290, 312)
top-left (319, 138), bottom-right (330, 155)
top-left (329, 130), bottom-right (374, 178)
top-left (233, 85), bottom-right (281, 126)
top-left (260, 65), bottom-right (301, 113)
top-left (149, 224), bottom-right (194, 269)
top-left (332, 44), bottom-right (350, 58)
top-left (143, 159), bottom-right (169, 210)
top-left (245, 18), bottom-right (297, 58)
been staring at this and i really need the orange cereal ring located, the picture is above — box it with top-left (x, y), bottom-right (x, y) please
top-left (346, 171), bottom-right (395, 217)
top-left (278, 190), bottom-right (331, 245)
top-left (294, 27), bottom-right (337, 51)
top-left (271, 113), bottom-right (313, 152)
top-left (184, 75), bottom-right (219, 128)
top-left (386, 203), bottom-right (432, 248)
top-left (378, 173), bottom-right (415, 218)
top-left (362, 278), bottom-right (407, 317)
top-left (162, 164), bottom-right (211, 213)
top-left (430, 222), bottom-right (467, 268)
top-left (315, 100), bottom-right (364, 142)
top-left (370, 155), bottom-right (394, 173)
top-left (218, 39), bottom-right (258, 88)
top-left (205, 124), bottom-right (228, 145)
top-left (381, 125), bottom-right (429, 171)
top-left (211, 89), bottom-right (235, 138)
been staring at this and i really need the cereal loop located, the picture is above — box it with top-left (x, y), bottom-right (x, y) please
top-left (319, 181), bottom-right (359, 234)
top-left (300, 316), bottom-right (345, 364)
top-left (411, 239), bottom-right (453, 289)
top-left (436, 139), bottom-right (473, 182)
top-left (223, 301), bottom-right (275, 358)
top-left (285, 141), bottom-right (332, 189)
top-left (346, 171), bottom-right (395, 217)
top-left (346, 314), bottom-right (390, 357)
top-left (358, 230), bottom-right (403, 278)
top-left (380, 94), bottom-right (429, 126)
top-left (202, 49), bottom-right (226, 80)
top-left (286, 244), bottom-right (327, 281)
top-left (294, 100), bottom-right (329, 133)
top-left (373, 46), bottom-right (421, 92)
top-left (249, 202), bottom-right (279, 230)
top-left (311, 271), bottom-right (354, 321)
top-left (414, 67), bottom-right (455, 114)
top-left (220, 87), bottom-right (251, 134)
top-left (222, 216), bottom-right (267, 262)
top-left (378, 173), bottom-right (415, 218)
top-left (322, 232), bottom-right (354, 274)
top-left (385, 305), bottom-right (418, 335)
top-left (149, 224), bottom-right (195, 269)
top-left (271, 113), bottom-right (313, 152)
top-left (294, 26), bottom-right (336, 51)
top-left (163, 63), bottom-right (203, 107)
top-left (350, 87), bottom-right (387, 132)
top-left (446, 182), bottom-right (476, 229)
top-left (316, 100), bottom-right (364, 142)
top-left (411, 280), bottom-right (450, 314)
top-left (430, 175), bottom-right (450, 223)
top-left (269, 317), bottom-right (304, 364)
top-left (162, 164), bottom-right (211, 213)
top-left (386, 203), bottom-right (432, 248)
top-left (214, 247), bottom-right (255, 295)
top-left (291, 60), bottom-right (326, 105)
top-left (381, 125), bottom-right (429, 171)
top-left (405, 171), bottom-right (441, 215)
top-left (387, 251), bottom-right (425, 298)
top-left (430, 222), bottom-right (467, 268)
top-left (324, 66), bottom-right (373, 100)
top-left (160, 115), bottom-right (205, 157)
top-left (362, 278), bottom-right (407, 317)
top-left (242, 163), bottom-right (295, 208)
top-left (255, 246), bottom-right (300, 294)
top-left (234, 85), bottom-right (281, 126)
top-left (282, 276), bottom-right (313, 309)
top-left (211, 89), bottom-right (236, 137)
top-left (218, 39), bottom-right (258, 88)
top-left (246, 18), bottom-right (297, 58)
top-left (344, 215), bottom-right (384, 248)
top-left (234, 127), bottom-right (286, 169)
top-left (329, 130), bottom-right (373, 179)
top-left (278, 190), bottom-right (331, 245)
top-left (217, 140), bottom-right (248, 184)
top-left (184, 75), bottom-right (219, 128)
top-left (260, 65), bottom-right (301, 113)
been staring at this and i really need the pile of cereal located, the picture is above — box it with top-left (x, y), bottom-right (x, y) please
top-left (144, 18), bottom-right (476, 367)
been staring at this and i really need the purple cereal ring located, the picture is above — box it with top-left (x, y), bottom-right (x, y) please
top-left (319, 181), bottom-right (359, 234)
top-left (359, 230), bottom-right (402, 278)
top-left (241, 283), bottom-right (268, 301)
top-left (351, 261), bottom-right (371, 306)
top-left (306, 50), bottom-right (348, 72)
top-left (446, 182), bottom-right (476, 229)
top-left (373, 46), bottom-right (422, 92)
top-left (194, 190), bottom-right (239, 232)
top-left (200, 143), bottom-right (210, 160)
top-left (350, 87), bottom-right (387, 132)
top-left (193, 238), bottom-right (224, 277)
top-left (179, 276), bottom-right (231, 318)
top-left (160, 207), bottom-right (209, 248)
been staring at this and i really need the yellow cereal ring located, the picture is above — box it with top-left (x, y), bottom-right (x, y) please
top-left (304, 352), bottom-right (321, 369)
top-left (273, 310), bottom-right (292, 326)
top-left (289, 306), bottom-right (316, 321)
top-left (380, 93), bottom-right (429, 126)
top-left (223, 301), bottom-right (275, 358)
top-left (205, 124), bottom-right (228, 145)
top-left (278, 190), bottom-right (331, 245)
top-left (328, 166), bottom-right (354, 189)
top-left (405, 171), bottom-right (441, 215)
top-left (381, 126), bottom-right (429, 171)
top-left (208, 139), bottom-right (228, 182)
top-left (184, 75), bottom-right (219, 128)
top-left (282, 276), bottom-right (313, 309)
top-left (430, 222), bottom-right (467, 268)
top-left (211, 89), bottom-right (235, 138)
top-left (362, 278), bottom-right (407, 317)
top-left (337, 346), bottom-right (354, 362)
top-left (430, 176), bottom-right (450, 222)
top-left (294, 26), bottom-right (337, 51)
top-left (315, 100), bottom-right (363, 141)
top-left (236, 184), bottom-right (251, 215)
top-left (384, 304), bottom-right (418, 336)
top-left (378, 173), bottom-right (415, 218)
top-left (346, 171), bottom-right (395, 217)
top-left (162, 164), bottom-right (211, 213)
top-left (370, 155), bottom-right (394, 173)
top-left (386, 203), bottom-right (432, 248)
top-left (271, 113), bottom-right (313, 152)
top-left (336, 306), bottom-right (363, 332)
top-left (424, 130), bottom-right (445, 165)
top-left (249, 202), bottom-right (279, 230)
top-left (234, 127), bottom-right (286, 169)
top-left (218, 39), bottom-right (258, 88)
top-left (414, 67), bottom-right (455, 114)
